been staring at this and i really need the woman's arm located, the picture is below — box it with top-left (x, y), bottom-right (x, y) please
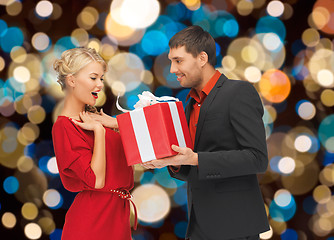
top-left (88, 109), bottom-right (118, 129)
top-left (71, 111), bottom-right (106, 189)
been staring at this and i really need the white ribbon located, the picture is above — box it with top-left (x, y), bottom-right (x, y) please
top-left (117, 91), bottom-right (179, 113)
top-left (117, 91), bottom-right (186, 163)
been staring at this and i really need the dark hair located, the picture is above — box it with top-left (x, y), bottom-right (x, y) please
top-left (169, 25), bottom-right (216, 67)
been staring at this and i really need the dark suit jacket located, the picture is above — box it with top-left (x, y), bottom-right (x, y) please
top-left (169, 73), bottom-right (270, 239)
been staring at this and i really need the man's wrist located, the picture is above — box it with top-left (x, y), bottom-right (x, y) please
top-left (192, 153), bottom-right (198, 166)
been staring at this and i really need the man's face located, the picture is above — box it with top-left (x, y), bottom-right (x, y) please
top-left (168, 46), bottom-right (203, 89)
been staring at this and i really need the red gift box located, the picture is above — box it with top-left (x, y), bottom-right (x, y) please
top-left (116, 101), bottom-right (193, 166)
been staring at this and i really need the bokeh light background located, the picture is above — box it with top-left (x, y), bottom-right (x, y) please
top-left (1, 0), bottom-right (334, 239)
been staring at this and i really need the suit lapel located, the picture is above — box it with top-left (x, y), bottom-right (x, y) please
top-left (185, 98), bottom-right (194, 124)
top-left (193, 74), bottom-right (227, 150)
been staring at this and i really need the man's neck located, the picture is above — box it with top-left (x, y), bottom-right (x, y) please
top-left (194, 66), bottom-right (217, 95)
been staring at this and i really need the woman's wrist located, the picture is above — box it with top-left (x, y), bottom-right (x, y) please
top-left (93, 124), bottom-right (105, 133)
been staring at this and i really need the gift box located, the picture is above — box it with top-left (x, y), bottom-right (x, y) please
top-left (117, 101), bottom-right (193, 166)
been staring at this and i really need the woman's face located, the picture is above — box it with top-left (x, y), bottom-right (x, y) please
top-left (69, 61), bottom-right (105, 107)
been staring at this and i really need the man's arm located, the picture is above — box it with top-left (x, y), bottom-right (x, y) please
top-left (197, 82), bottom-right (268, 180)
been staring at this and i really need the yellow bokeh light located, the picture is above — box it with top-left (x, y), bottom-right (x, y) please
top-left (311, 7), bottom-right (330, 30)
top-left (22, 202), bottom-right (38, 220)
top-left (35, 0), bottom-right (53, 18)
top-left (13, 66), bottom-right (30, 83)
top-left (10, 46), bottom-right (27, 63)
top-left (95, 90), bottom-right (106, 107)
top-left (77, 7), bottom-right (99, 30)
top-left (32, 32), bottom-right (50, 51)
top-left (17, 156), bottom-right (34, 173)
top-left (267, 0), bottom-right (284, 17)
top-left (6, 0), bottom-right (22, 16)
top-left (241, 45), bottom-right (258, 63)
top-left (316, 69), bottom-right (334, 87)
top-left (244, 66), bottom-right (261, 83)
top-left (302, 28), bottom-right (320, 47)
top-left (1, 212), bottom-right (16, 229)
top-left (0, 56), bottom-right (5, 71)
top-left (38, 217), bottom-right (56, 235)
top-left (222, 55), bottom-right (236, 71)
top-left (313, 185), bottom-right (331, 204)
top-left (24, 222), bottom-right (42, 239)
top-left (71, 28), bottom-right (89, 47)
top-left (237, 0), bottom-right (254, 16)
top-left (111, 81), bottom-right (126, 97)
top-left (111, 0), bottom-right (161, 28)
top-left (132, 184), bottom-right (170, 223)
top-left (140, 70), bottom-right (154, 85)
top-left (181, 0), bottom-right (201, 11)
top-left (320, 89), bottom-right (334, 107)
top-left (27, 105), bottom-right (46, 124)
top-left (18, 122), bottom-right (40, 144)
top-left (105, 13), bottom-right (145, 46)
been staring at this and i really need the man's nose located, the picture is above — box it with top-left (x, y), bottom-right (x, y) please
top-left (170, 62), bottom-right (177, 73)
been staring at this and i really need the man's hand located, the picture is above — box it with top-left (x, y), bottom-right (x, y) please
top-left (141, 145), bottom-right (198, 169)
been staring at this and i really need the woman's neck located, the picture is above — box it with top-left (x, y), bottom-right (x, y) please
top-left (60, 95), bottom-right (85, 120)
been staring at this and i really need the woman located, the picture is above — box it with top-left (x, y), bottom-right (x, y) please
top-left (52, 47), bottom-right (135, 240)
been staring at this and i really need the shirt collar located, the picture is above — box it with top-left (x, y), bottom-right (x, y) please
top-left (186, 70), bottom-right (221, 102)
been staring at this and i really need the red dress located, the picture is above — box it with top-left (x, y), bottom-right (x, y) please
top-left (52, 116), bottom-right (134, 240)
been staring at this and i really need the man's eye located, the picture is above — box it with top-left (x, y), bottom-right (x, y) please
top-left (91, 77), bottom-right (96, 80)
top-left (101, 78), bottom-right (104, 82)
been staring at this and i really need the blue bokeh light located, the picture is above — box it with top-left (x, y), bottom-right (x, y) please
top-left (173, 184), bottom-right (187, 206)
top-left (269, 193), bottom-right (296, 222)
top-left (323, 151), bottom-right (334, 166)
top-left (140, 171), bottom-right (155, 185)
top-left (302, 196), bottom-right (317, 215)
top-left (0, 19), bottom-right (8, 37)
top-left (141, 30), bottom-right (169, 56)
top-left (154, 167), bottom-right (184, 188)
top-left (54, 36), bottom-right (79, 58)
top-left (155, 86), bottom-right (173, 97)
top-left (3, 176), bottom-right (19, 194)
top-left (49, 228), bottom-right (62, 240)
top-left (318, 114), bottom-right (334, 152)
top-left (256, 16), bottom-right (286, 41)
top-left (281, 228), bottom-right (298, 240)
top-left (174, 221), bottom-right (187, 238)
top-left (0, 27), bottom-right (24, 52)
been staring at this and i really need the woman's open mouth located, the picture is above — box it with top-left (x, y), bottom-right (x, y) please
top-left (91, 92), bottom-right (98, 99)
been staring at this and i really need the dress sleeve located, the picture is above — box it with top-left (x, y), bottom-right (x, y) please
top-left (52, 119), bottom-right (96, 192)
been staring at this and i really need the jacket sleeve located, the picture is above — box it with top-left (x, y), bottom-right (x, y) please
top-left (197, 82), bottom-right (268, 180)
top-left (168, 165), bottom-right (191, 181)
top-left (52, 120), bottom-right (96, 191)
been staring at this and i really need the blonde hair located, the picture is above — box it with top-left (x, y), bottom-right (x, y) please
top-left (53, 47), bottom-right (107, 113)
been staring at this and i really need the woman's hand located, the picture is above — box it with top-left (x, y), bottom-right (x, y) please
top-left (87, 109), bottom-right (118, 129)
top-left (71, 111), bottom-right (104, 132)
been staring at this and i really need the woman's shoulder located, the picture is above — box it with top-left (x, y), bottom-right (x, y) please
top-left (52, 116), bottom-right (74, 133)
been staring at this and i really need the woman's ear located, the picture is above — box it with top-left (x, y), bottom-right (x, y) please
top-left (198, 51), bottom-right (209, 67)
top-left (66, 74), bottom-right (76, 88)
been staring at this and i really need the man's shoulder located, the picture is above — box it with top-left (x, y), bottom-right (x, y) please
top-left (220, 76), bottom-right (253, 91)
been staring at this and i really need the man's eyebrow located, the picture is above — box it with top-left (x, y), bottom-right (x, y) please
top-left (171, 56), bottom-right (183, 60)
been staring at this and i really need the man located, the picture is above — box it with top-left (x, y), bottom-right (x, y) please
top-left (142, 25), bottom-right (270, 240)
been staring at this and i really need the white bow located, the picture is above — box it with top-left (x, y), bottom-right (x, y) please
top-left (117, 91), bottom-right (179, 113)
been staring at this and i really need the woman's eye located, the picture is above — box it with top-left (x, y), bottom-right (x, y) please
top-left (100, 78), bottom-right (104, 82)
top-left (91, 77), bottom-right (96, 80)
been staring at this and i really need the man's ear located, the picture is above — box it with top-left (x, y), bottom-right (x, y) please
top-left (198, 51), bottom-right (209, 67)
top-left (66, 74), bottom-right (76, 88)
